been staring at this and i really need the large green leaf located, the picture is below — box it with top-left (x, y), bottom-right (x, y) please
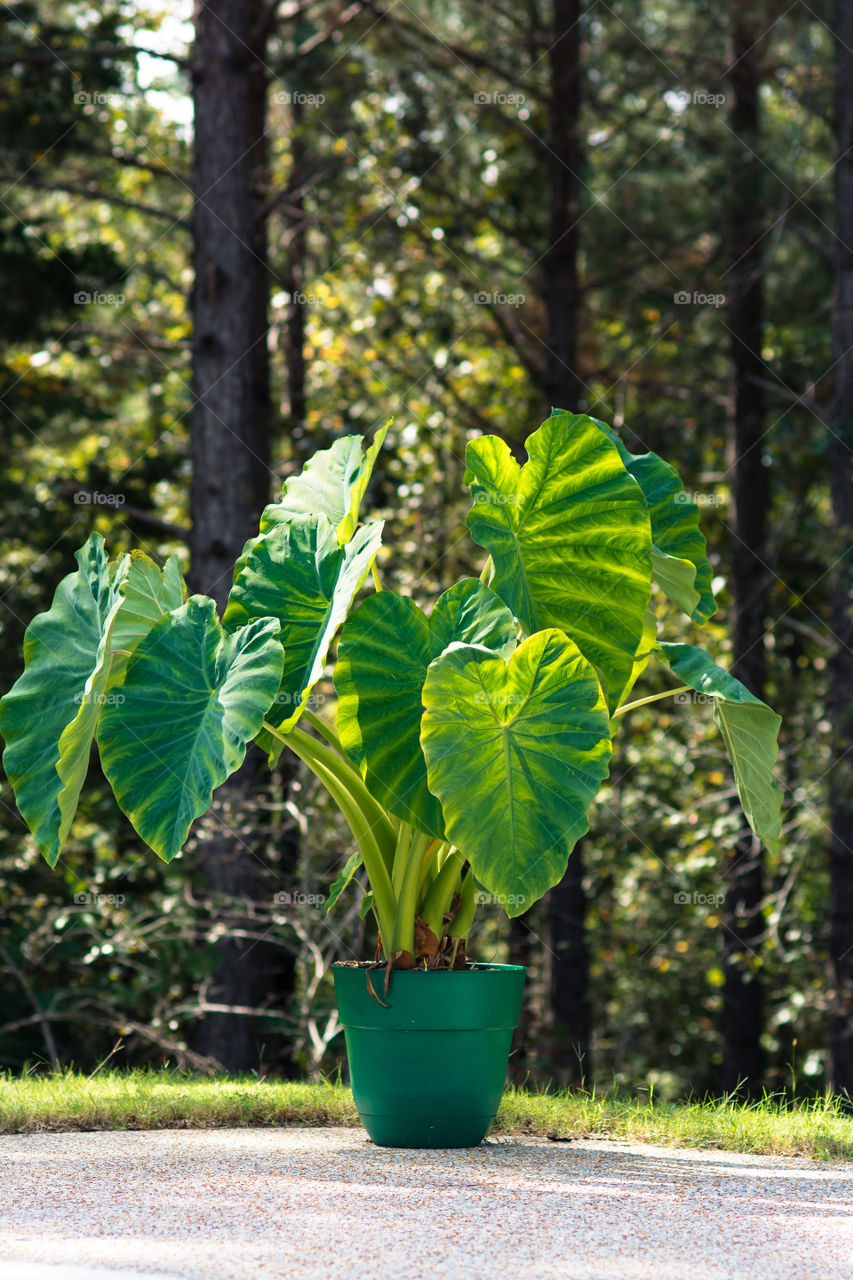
top-left (260, 424), bottom-right (389, 545)
top-left (465, 412), bottom-right (652, 711)
top-left (335, 579), bottom-right (517, 834)
top-left (421, 628), bottom-right (613, 914)
top-left (592, 420), bottom-right (716, 624)
top-left (98, 598), bottom-right (283, 862)
top-left (0, 533), bottom-right (129, 867)
top-left (659, 642), bottom-right (782, 854)
top-left (224, 514), bottom-right (383, 732)
top-left (108, 551), bottom-right (186, 685)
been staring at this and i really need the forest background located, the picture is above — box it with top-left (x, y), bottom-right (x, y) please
top-left (1, 0), bottom-right (852, 1104)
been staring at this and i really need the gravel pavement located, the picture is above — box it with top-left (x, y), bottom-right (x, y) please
top-left (1, 1127), bottom-right (851, 1280)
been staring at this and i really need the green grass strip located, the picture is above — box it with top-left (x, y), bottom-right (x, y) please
top-left (0, 1070), bottom-right (851, 1161)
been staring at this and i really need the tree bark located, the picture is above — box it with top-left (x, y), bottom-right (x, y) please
top-left (282, 96), bottom-right (308, 442)
top-left (828, 0), bottom-right (853, 1099)
top-left (189, 0), bottom-right (276, 1071)
top-left (542, 0), bottom-right (582, 418)
top-left (547, 840), bottom-right (591, 1086)
top-left (542, 0), bottom-right (589, 1085)
top-left (191, 1), bottom-right (271, 601)
top-left (722, 13), bottom-right (768, 1098)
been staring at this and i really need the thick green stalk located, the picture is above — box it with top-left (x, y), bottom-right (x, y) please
top-left (390, 836), bottom-right (423, 958)
top-left (449, 869), bottom-right (478, 940)
top-left (280, 723), bottom-right (396, 871)
top-left (420, 847), bottom-right (464, 939)
top-left (418, 839), bottom-right (446, 896)
top-left (263, 721), bottom-right (397, 946)
top-left (300, 706), bottom-right (344, 753)
top-left (391, 821), bottom-right (412, 898)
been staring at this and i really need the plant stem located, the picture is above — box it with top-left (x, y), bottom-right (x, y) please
top-left (418, 838), bottom-right (446, 896)
top-left (300, 707), bottom-right (344, 754)
top-left (262, 721), bottom-right (397, 948)
top-left (276, 722), bottom-right (396, 869)
top-left (390, 833), bottom-right (423, 958)
top-left (391, 821), bottom-right (412, 898)
top-left (450, 869), bottom-right (479, 940)
top-left (420, 847), bottom-right (464, 938)
top-left (613, 685), bottom-right (692, 717)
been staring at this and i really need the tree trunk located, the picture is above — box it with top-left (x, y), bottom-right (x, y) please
top-left (542, 0), bottom-right (582, 418)
top-left (828, 0), bottom-right (853, 1098)
top-left (721, 13), bottom-right (768, 1098)
top-left (189, 0), bottom-right (275, 1071)
top-left (547, 840), bottom-right (591, 1086)
top-left (542, 0), bottom-right (589, 1085)
top-left (282, 97), bottom-right (308, 442)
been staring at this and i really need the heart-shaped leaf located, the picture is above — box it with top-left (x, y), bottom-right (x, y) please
top-left (465, 412), bottom-right (652, 711)
top-left (224, 514), bottom-right (383, 733)
top-left (98, 598), bottom-right (283, 861)
top-left (0, 533), bottom-right (129, 867)
top-left (335, 579), bottom-right (517, 834)
top-left (659, 641), bottom-right (782, 853)
top-left (421, 628), bottom-right (613, 914)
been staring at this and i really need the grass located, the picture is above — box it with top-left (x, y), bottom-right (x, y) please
top-left (0, 1069), bottom-right (851, 1161)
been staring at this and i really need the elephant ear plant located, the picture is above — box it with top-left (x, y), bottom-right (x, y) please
top-left (0, 412), bottom-right (783, 980)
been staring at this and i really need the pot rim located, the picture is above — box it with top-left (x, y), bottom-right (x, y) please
top-left (331, 961), bottom-right (527, 973)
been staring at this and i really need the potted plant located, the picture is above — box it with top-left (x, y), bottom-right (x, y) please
top-left (0, 410), bottom-right (782, 1147)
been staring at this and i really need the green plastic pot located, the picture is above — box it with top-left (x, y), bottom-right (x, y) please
top-left (333, 962), bottom-right (526, 1148)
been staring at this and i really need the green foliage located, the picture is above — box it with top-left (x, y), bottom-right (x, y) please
top-left (0, 535), bottom-right (129, 866)
top-left (98, 600), bottom-right (283, 861)
top-left (335, 579), bottom-right (516, 834)
top-left (657, 643), bottom-right (783, 855)
top-left (465, 413), bottom-right (654, 711)
top-left (260, 423), bottom-right (390, 543)
top-left (1, 419), bottom-right (783, 984)
top-left (421, 629), bottom-right (613, 912)
top-left (596, 423), bottom-right (717, 624)
top-left (224, 515), bottom-right (384, 733)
